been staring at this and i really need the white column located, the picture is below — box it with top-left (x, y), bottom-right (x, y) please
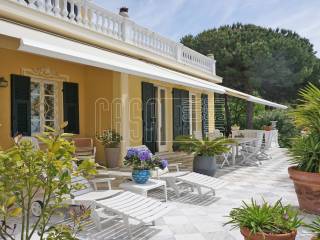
top-left (120, 73), bottom-right (130, 164)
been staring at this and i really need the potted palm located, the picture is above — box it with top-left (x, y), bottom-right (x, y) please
top-left (97, 130), bottom-right (121, 168)
top-left (288, 83), bottom-right (320, 214)
top-left (305, 217), bottom-right (320, 240)
top-left (225, 199), bottom-right (302, 240)
top-left (124, 147), bottom-right (168, 184)
top-left (174, 136), bottom-right (234, 176)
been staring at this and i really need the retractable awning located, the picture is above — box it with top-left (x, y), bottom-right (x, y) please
top-left (0, 20), bottom-right (287, 109)
top-left (0, 20), bottom-right (225, 94)
top-left (220, 86), bottom-right (288, 109)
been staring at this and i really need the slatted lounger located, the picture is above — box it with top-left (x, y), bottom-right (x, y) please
top-left (93, 191), bottom-right (173, 239)
top-left (129, 145), bottom-right (227, 198)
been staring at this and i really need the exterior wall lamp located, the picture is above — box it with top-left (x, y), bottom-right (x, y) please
top-left (0, 77), bottom-right (8, 87)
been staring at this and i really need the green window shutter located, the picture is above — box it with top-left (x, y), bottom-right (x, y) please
top-left (11, 74), bottom-right (31, 137)
top-left (63, 82), bottom-right (79, 134)
top-left (201, 94), bottom-right (209, 137)
top-left (141, 82), bottom-right (157, 153)
top-left (172, 88), bottom-right (190, 139)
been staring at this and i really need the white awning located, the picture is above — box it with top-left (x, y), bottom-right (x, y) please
top-left (0, 20), bottom-right (287, 109)
top-left (220, 86), bottom-right (288, 109)
top-left (0, 20), bottom-right (225, 94)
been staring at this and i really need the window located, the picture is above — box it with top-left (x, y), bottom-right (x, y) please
top-left (30, 80), bottom-right (58, 134)
top-left (190, 93), bottom-right (197, 134)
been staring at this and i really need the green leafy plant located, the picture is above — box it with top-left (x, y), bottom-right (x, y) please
top-left (44, 205), bottom-right (91, 240)
top-left (0, 124), bottom-right (96, 240)
top-left (174, 135), bottom-right (234, 156)
top-left (224, 199), bottom-right (302, 235)
top-left (305, 217), bottom-right (320, 239)
top-left (96, 129), bottom-right (121, 148)
top-left (289, 83), bottom-right (320, 173)
top-left (254, 109), bottom-right (299, 148)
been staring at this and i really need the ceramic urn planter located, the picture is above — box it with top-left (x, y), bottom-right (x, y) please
top-left (288, 166), bottom-right (320, 214)
top-left (240, 228), bottom-right (297, 240)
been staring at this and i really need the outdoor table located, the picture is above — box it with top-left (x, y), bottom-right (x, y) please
top-left (119, 179), bottom-right (168, 202)
top-left (230, 137), bottom-right (258, 165)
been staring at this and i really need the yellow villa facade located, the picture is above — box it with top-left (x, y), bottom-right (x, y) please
top-left (0, 0), bottom-right (286, 165)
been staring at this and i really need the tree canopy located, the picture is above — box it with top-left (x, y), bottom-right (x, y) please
top-left (181, 23), bottom-right (320, 103)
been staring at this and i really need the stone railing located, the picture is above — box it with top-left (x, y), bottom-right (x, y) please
top-left (11, 0), bottom-right (216, 75)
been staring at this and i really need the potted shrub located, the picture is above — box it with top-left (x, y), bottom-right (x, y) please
top-left (231, 124), bottom-right (240, 131)
top-left (305, 217), bottom-right (320, 240)
top-left (288, 83), bottom-right (320, 214)
top-left (124, 147), bottom-right (168, 184)
top-left (97, 130), bottom-right (121, 168)
top-left (225, 199), bottom-right (302, 240)
top-left (174, 136), bottom-right (234, 176)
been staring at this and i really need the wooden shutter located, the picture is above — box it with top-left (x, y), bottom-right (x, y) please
top-left (63, 82), bottom-right (79, 134)
top-left (201, 94), bottom-right (209, 138)
top-left (11, 74), bottom-right (31, 137)
top-left (172, 88), bottom-right (190, 139)
top-left (142, 82), bottom-right (157, 153)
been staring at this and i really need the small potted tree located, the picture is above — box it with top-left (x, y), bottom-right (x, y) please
top-left (225, 199), bottom-right (302, 240)
top-left (305, 217), bottom-right (320, 240)
top-left (288, 83), bottom-right (320, 214)
top-left (97, 130), bottom-right (121, 168)
top-left (124, 148), bottom-right (168, 184)
top-left (174, 136), bottom-right (234, 176)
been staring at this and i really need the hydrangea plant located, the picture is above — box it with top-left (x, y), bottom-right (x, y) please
top-left (124, 148), bottom-right (168, 170)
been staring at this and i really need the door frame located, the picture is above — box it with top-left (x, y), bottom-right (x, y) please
top-left (156, 86), bottom-right (168, 152)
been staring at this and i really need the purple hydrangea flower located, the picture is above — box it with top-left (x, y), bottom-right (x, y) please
top-left (138, 150), bottom-right (151, 161)
top-left (126, 148), bottom-right (137, 158)
top-left (161, 159), bottom-right (168, 169)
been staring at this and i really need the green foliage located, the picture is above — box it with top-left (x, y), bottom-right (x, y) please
top-left (0, 124), bottom-right (96, 240)
top-left (289, 83), bottom-right (320, 173)
top-left (289, 133), bottom-right (320, 173)
top-left (224, 199), bottom-right (302, 235)
top-left (174, 136), bottom-right (234, 157)
top-left (253, 109), bottom-right (299, 148)
top-left (291, 83), bottom-right (320, 133)
top-left (305, 217), bottom-right (320, 239)
top-left (45, 205), bottom-right (91, 240)
top-left (181, 23), bottom-right (319, 103)
top-left (96, 129), bottom-right (121, 148)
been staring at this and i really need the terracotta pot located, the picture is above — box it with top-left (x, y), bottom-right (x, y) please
top-left (240, 228), bottom-right (297, 240)
top-left (105, 147), bottom-right (120, 168)
top-left (288, 166), bottom-right (320, 214)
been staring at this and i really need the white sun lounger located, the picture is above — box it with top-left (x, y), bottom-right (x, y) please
top-left (93, 191), bottom-right (173, 239)
top-left (129, 145), bottom-right (227, 198)
top-left (65, 176), bottom-right (173, 239)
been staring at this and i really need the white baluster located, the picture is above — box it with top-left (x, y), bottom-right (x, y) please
top-left (82, 3), bottom-right (88, 26)
top-left (76, 3), bottom-right (82, 23)
top-left (69, 1), bottom-right (75, 21)
top-left (101, 15), bottom-right (106, 32)
top-left (88, 9), bottom-right (95, 29)
top-left (53, 0), bottom-right (60, 16)
top-left (96, 11), bottom-right (101, 30)
top-left (45, 0), bottom-right (53, 13)
top-left (36, 0), bottom-right (45, 11)
top-left (62, 0), bottom-right (68, 18)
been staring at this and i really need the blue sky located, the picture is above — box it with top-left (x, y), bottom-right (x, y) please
top-left (95, 0), bottom-right (320, 57)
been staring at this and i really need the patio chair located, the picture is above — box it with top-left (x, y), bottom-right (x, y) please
top-left (239, 131), bottom-right (264, 166)
top-left (130, 145), bottom-right (227, 199)
top-left (208, 130), bottom-right (231, 169)
top-left (73, 137), bottom-right (96, 162)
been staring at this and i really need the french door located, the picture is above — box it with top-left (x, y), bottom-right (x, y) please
top-left (156, 87), bottom-right (168, 152)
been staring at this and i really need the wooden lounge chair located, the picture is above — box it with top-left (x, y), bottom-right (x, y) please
top-left (129, 145), bottom-right (227, 199)
top-left (73, 137), bottom-right (96, 162)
